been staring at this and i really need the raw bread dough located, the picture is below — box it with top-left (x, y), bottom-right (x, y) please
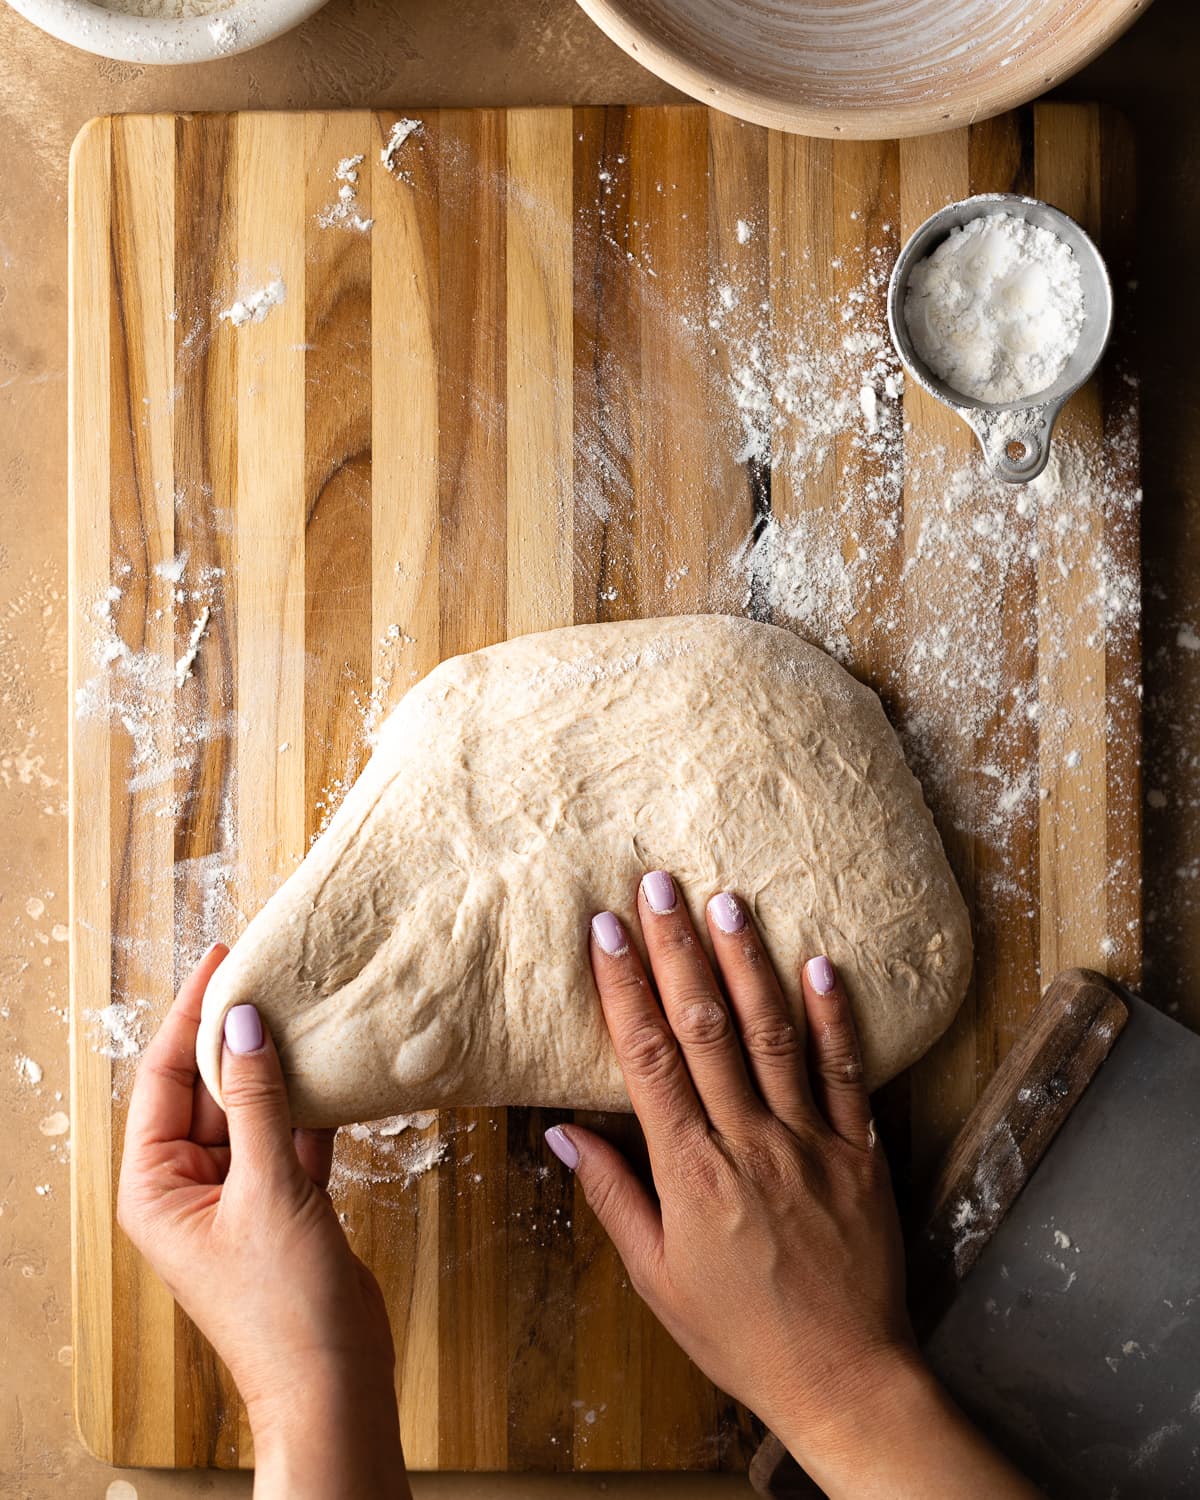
top-left (197, 616), bottom-right (971, 1127)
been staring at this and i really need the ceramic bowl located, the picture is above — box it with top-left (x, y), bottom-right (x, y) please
top-left (6, 0), bottom-right (328, 64)
top-left (574, 0), bottom-right (1151, 138)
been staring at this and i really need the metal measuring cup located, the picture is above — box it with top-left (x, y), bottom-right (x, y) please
top-left (886, 193), bottom-right (1113, 484)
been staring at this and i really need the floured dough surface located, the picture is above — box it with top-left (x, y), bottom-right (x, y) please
top-left (197, 616), bottom-right (971, 1127)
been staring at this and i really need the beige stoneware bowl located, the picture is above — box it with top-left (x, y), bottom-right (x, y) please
top-left (574, 0), bottom-right (1151, 138)
top-left (5, 0), bottom-right (328, 63)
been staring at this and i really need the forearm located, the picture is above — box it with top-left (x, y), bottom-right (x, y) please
top-left (250, 1373), bottom-right (411, 1500)
top-left (777, 1351), bottom-right (1041, 1500)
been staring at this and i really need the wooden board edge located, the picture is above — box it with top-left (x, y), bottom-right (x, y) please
top-left (68, 112), bottom-right (116, 1466)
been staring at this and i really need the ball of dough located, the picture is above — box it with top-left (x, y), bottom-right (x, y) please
top-left (197, 616), bottom-right (971, 1127)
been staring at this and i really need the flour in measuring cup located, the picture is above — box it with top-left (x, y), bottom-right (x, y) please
top-left (905, 213), bottom-right (1085, 403)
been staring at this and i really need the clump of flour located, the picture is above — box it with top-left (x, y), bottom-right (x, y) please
top-left (317, 157), bottom-right (373, 234)
top-left (381, 119), bottom-right (423, 180)
top-left (85, 999), bottom-right (151, 1060)
top-left (219, 279), bottom-right (285, 328)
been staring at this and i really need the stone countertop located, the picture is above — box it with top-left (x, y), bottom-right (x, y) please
top-left (2, 0), bottom-right (1198, 1494)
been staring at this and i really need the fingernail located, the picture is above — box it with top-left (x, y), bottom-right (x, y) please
top-left (591, 912), bottom-right (629, 957)
top-left (641, 870), bottom-right (677, 915)
top-left (708, 891), bottom-right (745, 934)
top-left (224, 1003), bottom-right (264, 1055)
top-left (806, 955), bottom-right (836, 995)
top-left (544, 1125), bottom-right (580, 1171)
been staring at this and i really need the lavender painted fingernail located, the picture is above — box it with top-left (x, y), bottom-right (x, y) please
top-left (806, 956), bottom-right (836, 995)
top-left (544, 1125), bottom-right (580, 1171)
top-left (591, 911), bottom-right (629, 957)
top-left (708, 891), bottom-right (745, 934)
top-left (224, 1003), bottom-right (264, 1055)
top-left (642, 870), bottom-right (677, 915)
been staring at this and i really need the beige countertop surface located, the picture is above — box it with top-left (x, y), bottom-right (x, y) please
top-left (3, 0), bottom-right (1199, 1494)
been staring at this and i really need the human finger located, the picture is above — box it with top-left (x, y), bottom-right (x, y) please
top-left (219, 1004), bottom-right (306, 1194)
top-left (190, 1075), bottom-right (228, 1147)
top-left (293, 1127), bottom-right (337, 1191)
top-left (636, 872), bottom-right (762, 1135)
top-left (125, 944), bottom-right (229, 1155)
top-left (704, 891), bottom-right (814, 1133)
top-left (545, 1124), bottom-right (665, 1301)
top-left (802, 956), bottom-right (874, 1151)
top-left (589, 909), bottom-right (709, 1156)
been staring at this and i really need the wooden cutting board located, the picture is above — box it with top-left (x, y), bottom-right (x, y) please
top-left (68, 104), bottom-right (1140, 1473)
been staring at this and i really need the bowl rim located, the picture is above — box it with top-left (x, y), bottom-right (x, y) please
top-left (573, 0), bottom-right (1152, 139)
top-left (6, 0), bottom-right (329, 64)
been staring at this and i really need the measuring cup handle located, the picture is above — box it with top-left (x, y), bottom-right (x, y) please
top-left (968, 403), bottom-right (1061, 484)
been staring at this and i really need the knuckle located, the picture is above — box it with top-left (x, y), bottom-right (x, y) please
top-left (657, 919), bottom-right (698, 956)
top-left (730, 1126), bottom-right (803, 1192)
top-left (737, 934), bottom-right (766, 967)
top-left (741, 1013), bottom-right (802, 1061)
top-left (222, 1071), bottom-right (286, 1113)
top-left (816, 1017), bottom-right (864, 1085)
top-left (621, 1020), bottom-right (681, 1087)
top-left (672, 997), bottom-right (732, 1050)
top-left (602, 965), bottom-right (652, 1010)
top-left (675, 1131), bottom-right (722, 1192)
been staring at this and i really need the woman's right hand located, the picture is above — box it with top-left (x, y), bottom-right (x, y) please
top-left (546, 873), bottom-right (1039, 1499)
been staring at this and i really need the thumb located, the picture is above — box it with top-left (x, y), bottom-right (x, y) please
top-left (545, 1125), bottom-right (663, 1298)
top-left (220, 1005), bottom-right (303, 1190)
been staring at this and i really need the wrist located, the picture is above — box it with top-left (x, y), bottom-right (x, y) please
top-left (770, 1342), bottom-right (940, 1490)
top-left (249, 1361), bottom-right (407, 1500)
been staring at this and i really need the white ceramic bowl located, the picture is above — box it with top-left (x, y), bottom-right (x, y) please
top-left (574, 0), bottom-right (1151, 138)
top-left (6, 0), bottom-right (329, 63)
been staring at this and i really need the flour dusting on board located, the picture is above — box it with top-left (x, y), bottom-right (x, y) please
top-left (328, 1112), bottom-right (473, 1206)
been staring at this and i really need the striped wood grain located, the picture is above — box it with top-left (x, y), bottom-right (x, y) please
top-left (69, 105), bottom-right (1140, 1473)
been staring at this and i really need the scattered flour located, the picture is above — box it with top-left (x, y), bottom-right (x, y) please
top-left (317, 156), bottom-right (373, 234)
top-left (175, 606), bottom-right (212, 687)
top-left (381, 119), bottom-right (423, 179)
top-left (328, 1111), bottom-right (473, 1199)
top-left (905, 213), bottom-right (1086, 403)
top-left (1130, 1420), bottom-right (1182, 1472)
top-left (735, 425), bottom-right (1140, 860)
top-left (153, 553), bottom-right (188, 584)
top-left (15, 1054), bottom-right (43, 1086)
top-left (85, 999), bottom-right (151, 1060)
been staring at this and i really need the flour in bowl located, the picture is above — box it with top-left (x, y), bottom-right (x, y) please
top-left (905, 212), bottom-right (1085, 403)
